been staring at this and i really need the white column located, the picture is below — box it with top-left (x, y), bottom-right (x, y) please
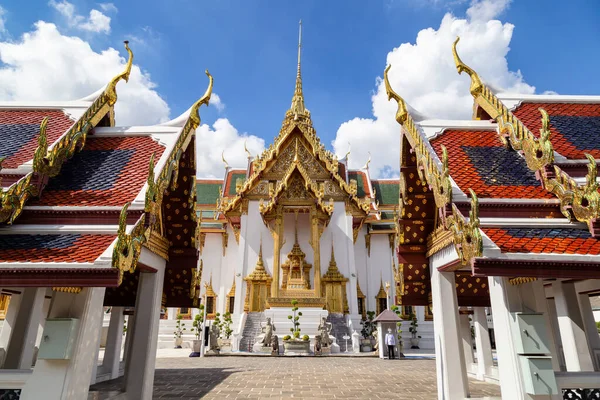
top-left (0, 292), bottom-right (21, 367)
top-left (89, 306), bottom-right (104, 385)
top-left (21, 287), bottom-right (106, 400)
top-left (459, 313), bottom-right (474, 369)
top-left (488, 276), bottom-right (528, 399)
top-left (577, 293), bottom-right (600, 370)
top-left (167, 307), bottom-right (176, 320)
top-left (552, 281), bottom-right (594, 371)
top-left (546, 298), bottom-right (566, 371)
top-left (430, 255), bottom-right (468, 400)
top-left (102, 307), bottom-right (125, 379)
top-left (473, 307), bottom-right (493, 380)
top-left (123, 250), bottom-right (166, 400)
top-left (122, 314), bottom-right (133, 364)
top-left (531, 281), bottom-right (561, 372)
top-left (4, 288), bottom-right (46, 369)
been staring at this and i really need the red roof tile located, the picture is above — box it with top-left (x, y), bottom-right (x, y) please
top-left (0, 110), bottom-right (74, 169)
top-left (482, 227), bottom-right (600, 255)
top-left (512, 102), bottom-right (600, 160)
top-left (0, 234), bottom-right (116, 263)
top-left (431, 129), bottom-right (552, 199)
top-left (30, 136), bottom-right (164, 207)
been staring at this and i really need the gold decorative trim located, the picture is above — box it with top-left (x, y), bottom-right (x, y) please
top-left (364, 233), bottom-right (371, 257)
top-left (222, 232), bottom-right (228, 256)
top-left (144, 230), bottom-right (170, 260)
top-left (52, 287), bottom-right (82, 294)
top-left (454, 38), bottom-right (600, 234)
top-left (445, 189), bottom-right (483, 267)
top-left (112, 203), bottom-right (149, 285)
top-left (189, 264), bottom-right (202, 307)
top-left (509, 277), bottom-right (537, 286)
top-left (384, 65), bottom-right (452, 210)
top-left (426, 225), bottom-right (455, 257)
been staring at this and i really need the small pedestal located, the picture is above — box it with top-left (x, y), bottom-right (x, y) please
top-left (283, 340), bottom-right (311, 355)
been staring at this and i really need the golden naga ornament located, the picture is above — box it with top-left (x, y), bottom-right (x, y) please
top-left (112, 203), bottom-right (149, 285)
top-left (445, 189), bottom-right (483, 266)
top-left (453, 37), bottom-right (555, 171)
top-left (384, 64), bottom-right (452, 210)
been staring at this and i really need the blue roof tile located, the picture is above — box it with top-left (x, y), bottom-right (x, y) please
top-left (462, 146), bottom-right (540, 186)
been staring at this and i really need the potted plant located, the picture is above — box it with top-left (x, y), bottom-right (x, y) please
top-left (409, 313), bottom-right (421, 349)
top-left (174, 314), bottom-right (186, 348)
top-left (190, 306), bottom-right (204, 356)
top-left (283, 300), bottom-right (310, 354)
top-left (360, 311), bottom-right (376, 352)
top-left (218, 312), bottom-right (233, 352)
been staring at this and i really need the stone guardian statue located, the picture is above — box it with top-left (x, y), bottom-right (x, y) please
top-left (318, 317), bottom-right (333, 348)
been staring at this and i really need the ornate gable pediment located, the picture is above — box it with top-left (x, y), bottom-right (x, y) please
top-left (263, 134), bottom-right (330, 180)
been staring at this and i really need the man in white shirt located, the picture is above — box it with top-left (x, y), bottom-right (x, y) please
top-left (384, 327), bottom-right (396, 360)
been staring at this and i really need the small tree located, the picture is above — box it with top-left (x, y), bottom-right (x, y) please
top-left (222, 312), bottom-right (233, 339)
top-left (391, 305), bottom-right (403, 349)
top-left (408, 313), bottom-right (421, 339)
top-left (174, 314), bottom-right (186, 339)
top-left (360, 311), bottom-right (376, 340)
top-left (287, 299), bottom-right (304, 340)
top-left (191, 305), bottom-right (204, 340)
top-left (213, 312), bottom-right (222, 336)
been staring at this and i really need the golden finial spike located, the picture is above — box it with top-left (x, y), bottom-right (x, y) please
top-left (244, 140), bottom-right (252, 159)
top-left (290, 20), bottom-right (306, 116)
top-left (189, 70), bottom-right (213, 130)
top-left (105, 41), bottom-right (133, 106)
top-left (452, 37), bottom-right (483, 97)
top-left (344, 142), bottom-right (351, 160)
top-left (362, 152), bottom-right (371, 170)
top-left (384, 65), bottom-right (408, 124)
top-left (294, 209), bottom-right (299, 244)
top-left (330, 235), bottom-right (336, 264)
top-left (222, 150), bottom-right (229, 169)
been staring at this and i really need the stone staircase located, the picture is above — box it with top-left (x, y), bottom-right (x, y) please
top-left (327, 313), bottom-right (349, 352)
top-left (239, 312), bottom-right (264, 352)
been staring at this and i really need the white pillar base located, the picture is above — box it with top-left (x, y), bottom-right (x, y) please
top-left (473, 307), bottom-right (493, 380)
top-left (21, 287), bottom-right (106, 400)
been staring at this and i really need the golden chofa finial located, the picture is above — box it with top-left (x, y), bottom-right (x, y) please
top-left (105, 41), bottom-right (133, 106)
top-left (344, 142), bottom-right (351, 160)
top-left (244, 140), bottom-right (252, 159)
top-left (221, 150), bottom-right (229, 169)
top-left (452, 37), bottom-right (483, 97)
top-left (32, 117), bottom-right (49, 173)
top-left (188, 70), bottom-right (214, 131)
top-left (362, 152), bottom-right (371, 170)
top-left (384, 64), bottom-right (408, 124)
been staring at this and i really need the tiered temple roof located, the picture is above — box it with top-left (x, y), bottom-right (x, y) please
top-left (0, 43), bottom-right (211, 308)
top-left (386, 37), bottom-right (600, 308)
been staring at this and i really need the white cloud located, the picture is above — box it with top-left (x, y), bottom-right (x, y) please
top-left (0, 21), bottom-right (169, 126)
top-left (333, 0), bottom-right (534, 178)
top-left (210, 93), bottom-right (225, 112)
top-left (0, 6), bottom-right (7, 34)
top-left (196, 118), bottom-right (265, 178)
top-left (49, 0), bottom-right (111, 34)
top-left (0, 21), bottom-right (264, 177)
top-left (98, 3), bottom-right (118, 13)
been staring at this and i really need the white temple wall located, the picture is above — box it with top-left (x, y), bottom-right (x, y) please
top-left (353, 227), bottom-right (370, 311)
top-left (242, 200), bottom-right (275, 285)
top-left (200, 233), bottom-right (223, 311)
top-left (217, 225), bottom-right (240, 314)
top-left (366, 234), bottom-right (394, 309)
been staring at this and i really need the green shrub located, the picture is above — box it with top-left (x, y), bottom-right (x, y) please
top-left (283, 335), bottom-right (291, 341)
top-left (302, 335), bottom-right (309, 341)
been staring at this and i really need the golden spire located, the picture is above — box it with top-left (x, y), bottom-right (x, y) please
top-left (244, 140), bottom-right (252, 159)
top-left (289, 20), bottom-right (308, 118)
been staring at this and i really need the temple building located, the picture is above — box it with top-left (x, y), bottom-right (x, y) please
top-left (193, 23), bottom-right (431, 350)
top-left (0, 42), bottom-right (207, 399)
top-left (385, 38), bottom-right (600, 399)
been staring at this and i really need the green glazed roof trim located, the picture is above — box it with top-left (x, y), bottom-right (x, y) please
top-left (348, 171), bottom-right (367, 198)
top-left (228, 173), bottom-right (246, 195)
top-left (197, 181), bottom-right (223, 205)
top-left (372, 180), bottom-right (399, 205)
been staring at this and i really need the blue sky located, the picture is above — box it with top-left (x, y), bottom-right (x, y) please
top-left (1, 0), bottom-right (600, 176)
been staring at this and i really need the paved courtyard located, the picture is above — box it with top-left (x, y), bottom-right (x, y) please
top-left (89, 356), bottom-right (501, 399)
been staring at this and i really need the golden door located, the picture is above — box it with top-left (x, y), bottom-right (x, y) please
top-left (325, 284), bottom-right (343, 313)
top-left (251, 283), bottom-right (268, 312)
